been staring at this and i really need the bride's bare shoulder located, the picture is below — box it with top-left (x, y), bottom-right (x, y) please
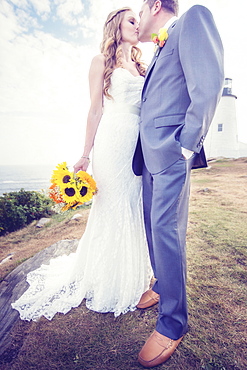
top-left (90, 54), bottom-right (105, 71)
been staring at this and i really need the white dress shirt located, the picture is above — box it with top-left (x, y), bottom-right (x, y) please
top-left (163, 16), bottom-right (178, 30)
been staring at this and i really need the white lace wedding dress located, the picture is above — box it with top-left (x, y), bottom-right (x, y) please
top-left (12, 68), bottom-right (151, 321)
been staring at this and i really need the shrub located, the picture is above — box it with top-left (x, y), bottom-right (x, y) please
top-left (0, 189), bottom-right (53, 236)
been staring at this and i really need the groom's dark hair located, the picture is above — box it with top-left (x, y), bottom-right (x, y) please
top-left (146, 0), bottom-right (179, 16)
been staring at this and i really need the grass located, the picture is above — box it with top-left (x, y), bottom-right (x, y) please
top-left (0, 204), bottom-right (91, 282)
top-left (0, 159), bottom-right (247, 369)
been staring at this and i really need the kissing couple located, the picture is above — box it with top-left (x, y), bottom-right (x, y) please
top-left (12, 0), bottom-right (224, 367)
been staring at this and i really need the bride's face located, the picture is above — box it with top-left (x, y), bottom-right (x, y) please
top-left (120, 11), bottom-right (139, 45)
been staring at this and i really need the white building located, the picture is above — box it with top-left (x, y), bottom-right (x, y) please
top-left (204, 78), bottom-right (247, 159)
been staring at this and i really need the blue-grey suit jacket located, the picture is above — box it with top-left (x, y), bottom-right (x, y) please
top-left (133, 5), bottom-right (224, 175)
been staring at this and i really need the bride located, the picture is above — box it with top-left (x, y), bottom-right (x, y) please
top-left (12, 7), bottom-right (151, 321)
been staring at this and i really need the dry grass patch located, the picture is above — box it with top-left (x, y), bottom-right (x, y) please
top-left (0, 207), bottom-right (91, 282)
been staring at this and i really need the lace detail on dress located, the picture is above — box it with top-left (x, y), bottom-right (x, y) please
top-left (11, 68), bottom-right (152, 321)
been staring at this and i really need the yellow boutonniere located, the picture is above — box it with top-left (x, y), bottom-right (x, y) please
top-left (151, 27), bottom-right (168, 47)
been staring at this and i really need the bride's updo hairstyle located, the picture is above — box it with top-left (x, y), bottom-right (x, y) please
top-left (101, 7), bottom-right (146, 99)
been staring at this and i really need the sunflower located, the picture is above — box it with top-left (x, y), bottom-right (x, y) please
top-left (76, 171), bottom-right (97, 193)
top-left (60, 183), bottom-right (78, 204)
top-left (51, 162), bottom-right (73, 189)
top-left (76, 183), bottom-right (94, 203)
top-left (61, 201), bottom-right (83, 212)
top-left (75, 171), bottom-right (97, 203)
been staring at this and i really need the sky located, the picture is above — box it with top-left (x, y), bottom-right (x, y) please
top-left (0, 0), bottom-right (246, 166)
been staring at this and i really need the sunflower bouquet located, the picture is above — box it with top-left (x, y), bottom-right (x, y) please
top-left (49, 162), bottom-right (97, 211)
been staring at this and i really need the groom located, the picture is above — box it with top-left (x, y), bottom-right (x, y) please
top-left (133, 0), bottom-right (224, 367)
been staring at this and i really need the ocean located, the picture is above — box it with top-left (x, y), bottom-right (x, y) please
top-left (0, 165), bottom-right (55, 196)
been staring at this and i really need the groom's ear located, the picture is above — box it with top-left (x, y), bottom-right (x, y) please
top-left (151, 0), bottom-right (162, 15)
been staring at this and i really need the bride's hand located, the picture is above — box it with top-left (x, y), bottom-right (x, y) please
top-left (73, 157), bottom-right (90, 173)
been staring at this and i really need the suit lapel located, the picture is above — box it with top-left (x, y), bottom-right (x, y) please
top-left (142, 20), bottom-right (177, 97)
top-left (142, 51), bottom-right (160, 95)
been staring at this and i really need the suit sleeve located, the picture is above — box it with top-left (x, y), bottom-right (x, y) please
top-left (178, 5), bottom-right (224, 153)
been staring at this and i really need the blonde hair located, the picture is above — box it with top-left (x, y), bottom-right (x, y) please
top-left (100, 7), bottom-right (146, 99)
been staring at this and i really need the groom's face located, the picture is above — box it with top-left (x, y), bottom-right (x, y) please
top-left (138, 2), bottom-right (154, 42)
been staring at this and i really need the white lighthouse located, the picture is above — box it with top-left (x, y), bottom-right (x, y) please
top-left (204, 78), bottom-right (247, 158)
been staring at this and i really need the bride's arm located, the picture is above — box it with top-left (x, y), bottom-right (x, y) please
top-left (74, 54), bottom-right (105, 173)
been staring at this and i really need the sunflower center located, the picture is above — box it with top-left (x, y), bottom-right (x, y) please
top-left (65, 187), bottom-right (76, 197)
top-left (80, 186), bottom-right (88, 197)
top-left (63, 175), bottom-right (71, 183)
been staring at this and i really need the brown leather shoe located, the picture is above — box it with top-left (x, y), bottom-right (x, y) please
top-left (138, 330), bottom-right (183, 368)
top-left (136, 289), bottom-right (160, 309)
